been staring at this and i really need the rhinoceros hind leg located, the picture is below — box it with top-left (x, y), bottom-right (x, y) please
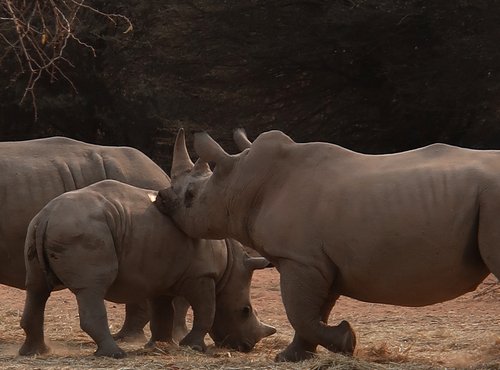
top-left (112, 302), bottom-right (149, 342)
top-left (19, 288), bottom-right (51, 356)
top-left (478, 198), bottom-right (500, 281)
top-left (19, 261), bottom-right (51, 356)
top-left (278, 260), bottom-right (356, 361)
top-left (323, 320), bottom-right (356, 354)
top-left (478, 242), bottom-right (500, 281)
top-left (75, 289), bottom-right (126, 358)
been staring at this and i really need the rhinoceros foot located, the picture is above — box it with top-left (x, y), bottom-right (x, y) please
top-left (112, 328), bottom-right (146, 342)
top-left (274, 345), bottom-right (316, 362)
top-left (94, 344), bottom-right (127, 359)
top-left (18, 341), bottom-right (50, 356)
top-left (144, 338), bottom-right (177, 351)
top-left (179, 333), bottom-right (207, 352)
top-left (325, 320), bottom-right (356, 355)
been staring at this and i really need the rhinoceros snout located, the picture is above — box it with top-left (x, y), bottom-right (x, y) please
top-left (154, 188), bottom-right (179, 215)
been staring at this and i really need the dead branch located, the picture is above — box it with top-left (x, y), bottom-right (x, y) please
top-left (0, 0), bottom-right (133, 120)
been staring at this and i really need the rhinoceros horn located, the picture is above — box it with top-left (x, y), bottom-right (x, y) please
top-left (233, 128), bottom-right (252, 151)
top-left (244, 256), bottom-right (272, 271)
top-left (172, 128), bottom-right (194, 179)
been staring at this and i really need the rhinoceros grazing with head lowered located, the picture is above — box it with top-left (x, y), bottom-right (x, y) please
top-left (0, 136), bottom-right (173, 340)
top-left (20, 179), bottom-right (275, 358)
top-left (156, 129), bottom-right (499, 362)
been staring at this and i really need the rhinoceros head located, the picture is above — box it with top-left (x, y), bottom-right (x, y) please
top-left (210, 239), bottom-right (276, 351)
top-left (156, 128), bottom-right (293, 242)
top-left (156, 128), bottom-right (240, 239)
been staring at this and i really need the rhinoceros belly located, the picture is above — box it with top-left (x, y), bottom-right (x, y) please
top-left (333, 235), bottom-right (489, 306)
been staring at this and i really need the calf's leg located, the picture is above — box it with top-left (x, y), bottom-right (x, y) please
top-left (19, 260), bottom-right (51, 356)
top-left (113, 302), bottom-right (149, 341)
top-left (145, 295), bottom-right (175, 348)
top-left (172, 296), bottom-right (190, 342)
top-left (47, 229), bottom-right (123, 358)
top-left (75, 288), bottom-right (126, 358)
top-left (178, 278), bottom-right (216, 352)
top-left (275, 260), bottom-right (356, 362)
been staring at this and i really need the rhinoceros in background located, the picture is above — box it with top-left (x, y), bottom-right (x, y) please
top-left (0, 136), bottom-right (186, 341)
top-left (20, 179), bottom-right (276, 358)
top-left (156, 128), bottom-right (500, 362)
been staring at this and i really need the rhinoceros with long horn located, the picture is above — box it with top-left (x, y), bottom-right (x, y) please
top-left (0, 136), bottom-right (175, 341)
top-left (156, 128), bottom-right (499, 362)
top-left (20, 179), bottom-right (276, 358)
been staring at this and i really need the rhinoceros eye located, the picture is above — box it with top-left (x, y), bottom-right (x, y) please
top-left (242, 305), bottom-right (252, 318)
top-left (184, 186), bottom-right (195, 207)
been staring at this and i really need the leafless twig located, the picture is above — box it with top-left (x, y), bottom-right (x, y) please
top-left (0, 0), bottom-right (132, 120)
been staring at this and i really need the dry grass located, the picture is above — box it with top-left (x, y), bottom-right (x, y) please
top-left (0, 272), bottom-right (498, 370)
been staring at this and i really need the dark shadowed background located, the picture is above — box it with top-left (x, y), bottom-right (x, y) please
top-left (1, 0), bottom-right (500, 171)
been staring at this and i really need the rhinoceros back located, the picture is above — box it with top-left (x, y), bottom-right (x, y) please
top-left (0, 136), bottom-right (170, 288)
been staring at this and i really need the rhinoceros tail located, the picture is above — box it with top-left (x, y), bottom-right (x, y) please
top-left (28, 215), bottom-right (59, 290)
top-left (24, 217), bottom-right (39, 264)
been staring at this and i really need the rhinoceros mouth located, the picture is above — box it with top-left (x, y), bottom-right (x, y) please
top-left (215, 337), bottom-right (254, 353)
top-left (237, 341), bottom-right (254, 353)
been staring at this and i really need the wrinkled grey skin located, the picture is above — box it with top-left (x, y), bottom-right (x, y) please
top-left (156, 128), bottom-right (499, 362)
top-left (0, 136), bottom-right (174, 341)
top-left (20, 180), bottom-right (275, 358)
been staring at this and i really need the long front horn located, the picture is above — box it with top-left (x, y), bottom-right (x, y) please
top-left (233, 128), bottom-right (252, 151)
top-left (171, 128), bottom-right (194, 178)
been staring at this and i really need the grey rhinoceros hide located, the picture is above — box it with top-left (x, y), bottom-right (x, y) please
top-left (20, 180), bottom-right (275, 358)
top-left (0, 136), bottom-right (170, 341)
top-left (155, 128), bottom-right (499, 362)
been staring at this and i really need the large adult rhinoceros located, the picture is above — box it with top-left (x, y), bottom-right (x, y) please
top-left (0, 136), bottom-right (171, 340)
top-left (155, 129), bottom-right (500, 362)
top-left (20, 180), bottom-right (275, 358)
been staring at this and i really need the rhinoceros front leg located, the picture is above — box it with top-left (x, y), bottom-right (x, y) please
top-left (178, 278), bottom-right (216, 352)
top-left (145, 296), bottom-right (190, 347)
top-left (19, 270), bottom-right (51, 356)
top-left (275, 260), bottom-right (356, 362)
top-left (75, 288), bottom-right (126, 358)
top-left (145, 295), bottom-right (175, 349)
top-left (113, 302), bottom-right (149, 342)
top-left (172, 296), bottom-right (190, 342)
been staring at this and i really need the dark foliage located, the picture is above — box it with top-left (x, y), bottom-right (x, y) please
top-left (1, 1), bottom-right (500, 171)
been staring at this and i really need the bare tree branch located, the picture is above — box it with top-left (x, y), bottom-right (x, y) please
top-left (0, 0), bottom-right (133, 120)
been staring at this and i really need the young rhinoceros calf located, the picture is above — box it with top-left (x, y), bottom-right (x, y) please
top-left (19, 180), bottom-right (275, 358)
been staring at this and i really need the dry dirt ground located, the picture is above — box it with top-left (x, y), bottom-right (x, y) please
top-left (0, 269), bottom-right (498, 370)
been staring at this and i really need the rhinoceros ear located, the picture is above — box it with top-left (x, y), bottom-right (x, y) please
top-left (194, 132), bottom-right (234, 175)
top-left (171, 128), bottom-right (194, 179)
top-left (244, 256), bottom-right (272, 271)
top-left (233, 128), bottom-right (252, 151)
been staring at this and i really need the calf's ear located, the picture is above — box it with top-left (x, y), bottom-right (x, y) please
top-left (194, 132), bottom-right (234, 176)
